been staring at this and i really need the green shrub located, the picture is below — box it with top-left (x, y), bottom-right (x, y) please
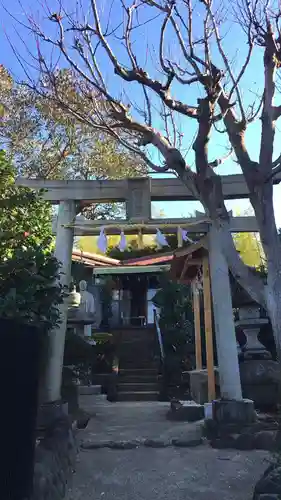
top-left (0, 151), bottom-right (63, 331)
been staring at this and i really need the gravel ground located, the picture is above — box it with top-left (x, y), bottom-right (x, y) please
top-left (66, 397), bottom-right (269, 500)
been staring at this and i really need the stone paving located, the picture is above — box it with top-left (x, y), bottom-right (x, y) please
top-left (66, 396), bottom-right (270, 500)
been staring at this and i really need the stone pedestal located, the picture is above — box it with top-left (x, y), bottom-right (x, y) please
top-left (235, 305), bottom-right (270, 360)
top-left (189, 368), bottom-right (220, 404)
top-left (37, 400), bottom-right (69, 432)
top-left (212, 398), bottom-right (256, 425)
top-left (204, 413), bottom-right (279, 450)
top-left (235, 305), bottom-right (278, 409)
top-left (240, 359), bottom-right (279, 409)
top-left (167, 400), bottom-right (204, 422)
top-left (204, 399), bottom-right (257, 450)
top-left (61, 364), bottom-right (82, 418)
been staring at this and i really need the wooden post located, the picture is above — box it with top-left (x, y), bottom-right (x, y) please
top-left (177, 226), bottom-right (183, 248)
top-left (138, 228), bottom-right (144, 249)
top-left (192, 282), bottom-right (202, 370)
top-left (202, 255), bottom-right (216, 402)
top-left (180, 256), bottom-right (190, 281)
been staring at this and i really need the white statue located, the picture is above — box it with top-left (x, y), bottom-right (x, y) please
top-left (79, 280), bottom-right (95, 337)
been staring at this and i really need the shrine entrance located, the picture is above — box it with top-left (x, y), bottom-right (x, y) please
top-left (16, 175), bottom-right (263, 405)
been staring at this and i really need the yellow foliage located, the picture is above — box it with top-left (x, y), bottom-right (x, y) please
top-left (233, 232), bottom-right (264, 268)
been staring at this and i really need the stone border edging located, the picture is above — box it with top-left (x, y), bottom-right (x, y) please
top-left (255, 495), bottom-right (281, 499)
top-left (81, 437), bottom-right (203, 450)
top-left (209, 429), bottom-right (279, 451)
top-left (204, 417), bottom-right (281, 451)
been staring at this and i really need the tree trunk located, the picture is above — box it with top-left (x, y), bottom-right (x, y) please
top-left (213, 218), bottom-right (266, 307)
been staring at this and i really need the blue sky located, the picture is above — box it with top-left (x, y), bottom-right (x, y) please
top-left (1, 0), bottom-right (281, 226)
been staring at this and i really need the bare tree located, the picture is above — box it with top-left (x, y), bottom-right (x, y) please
top-left (9, 0), bottom-right (281, 358)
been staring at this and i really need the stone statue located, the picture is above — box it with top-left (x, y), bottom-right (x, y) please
top-left (79, 280), bottom-right (95, 313)
top-left (78, 280), bottom-right (95, 337)
top-left (68, 282), bottom-right (81, 310)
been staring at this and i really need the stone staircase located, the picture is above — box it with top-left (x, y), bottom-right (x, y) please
top-left (116, 327), bottom-right (160, 402)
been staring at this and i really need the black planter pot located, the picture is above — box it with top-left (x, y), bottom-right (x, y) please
top-left (0, 319), bottom-right (41, 500)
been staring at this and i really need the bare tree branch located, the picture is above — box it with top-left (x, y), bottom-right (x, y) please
top-left (273, 104), bottom-right (281, 120)
top-left (205, 0), bottom-right (248, 122)
top-left (159, 2), bottom-right (173, 75)
top-left (121, 0), bottom-right (138, 69)
top-left (266, 162), bottom-right (281, 182)
top-left (247, 91), bottom-right (264, 122)
top-left (90, 0), bottom-right (198, 117)
top-left (259, 21), bottom-right (278, 173)
top-left (273, 152), bottom-right (281, 168)
top-left (265, 151), bottom-right (281, 182)
top-left (209, 149), bottom-right (234, 168)
top-left (217, 88), bottom-right (253, 171)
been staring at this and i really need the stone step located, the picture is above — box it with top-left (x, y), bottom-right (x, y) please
top-left (119, 368), bottom-right (158, 377)
top-left (78, 385), bottom-right (101, 395)
top-left (119, 357), bottom-right (157, 364)
top-left (118, 374), bottom-right (159, 383)
top-left (121, 347), bottom-right (155, 353)
top-left (119, 327), bottom-right (155, 333)
top-left (120, 337), bottom-right (155, 343)
top-left (119, 350), bottom-right (156, 357)
top-left (119, 346), bottom-right (155, 354)
top-left (119, 332), bottom-right (155, 339)
top-left (119, 356), bottom-right (158, 363)
top-left (119, 363), bottom-right (158, 370)
top-left (94, 394), bottom-right (108, 403)
top-left (120, 332), bottom-right (155, 338)
top-left (119, 356), bottom-right (155, 369)
top-left (118, 391), bottom-right (159, 402)
top-left (121, 337), bottom-right (155, 341)
top-left (118, 382), bottom-right (159, 392)
top-left (120, 345), bottom-right (155, 351)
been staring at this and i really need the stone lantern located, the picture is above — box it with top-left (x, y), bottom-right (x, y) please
top-left (231, 276), bottom-right (279, 409)
top-left (235, 304), bottom-right (270, 360)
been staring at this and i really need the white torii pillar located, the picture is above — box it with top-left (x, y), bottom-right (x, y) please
top-left (208, 224), bottom-right (243, 401)
top-left (43, 200), bottom-right (76, 403)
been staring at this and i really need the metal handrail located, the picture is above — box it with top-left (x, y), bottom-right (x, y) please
top-left (153, 309), bottom-right (165, 362)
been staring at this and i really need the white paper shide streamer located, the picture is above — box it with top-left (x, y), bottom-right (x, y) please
top-left (97, 226), bottom-right (108, 254)
top-left (155, 228), bottom-right (169, 248)
top-left (118, 230), bottom-right (127, 252)
top-left (180, 228), bottom-right (193, 244)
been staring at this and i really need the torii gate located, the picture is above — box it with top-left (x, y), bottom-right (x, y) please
top-left (16, 175), bottom-right (279, 406)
